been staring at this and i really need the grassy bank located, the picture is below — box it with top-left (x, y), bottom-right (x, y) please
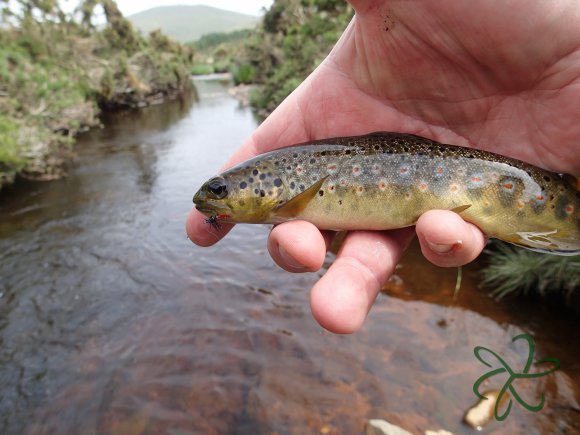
top-left (0, 0), bottom-right (193, 187)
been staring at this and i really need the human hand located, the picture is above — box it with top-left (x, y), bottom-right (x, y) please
top-left (186, 0), bottom-right (580, 333)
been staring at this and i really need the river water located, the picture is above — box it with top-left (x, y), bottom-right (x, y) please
top-left (0, 77), bottom-right (578, 434)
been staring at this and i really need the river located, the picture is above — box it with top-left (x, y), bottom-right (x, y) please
top-left (0, 77), bottom-right (578, 434)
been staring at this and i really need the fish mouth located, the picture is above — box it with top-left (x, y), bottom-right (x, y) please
top-left (193, 196), bottom-right (231, 217)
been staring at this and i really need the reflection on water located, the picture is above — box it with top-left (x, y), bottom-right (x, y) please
top-left (0, 78), bottom-right (578, 434)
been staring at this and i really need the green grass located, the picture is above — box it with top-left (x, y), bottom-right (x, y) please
top-left (481, 241), bottom-right (580, 300)
top-left (191, 63), bottom-right (215, 75)
top-left (0, 115), bottom-right (25, 170)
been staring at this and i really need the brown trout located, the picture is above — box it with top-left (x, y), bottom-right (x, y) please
top-left (193, 132), bottom-right (580, 255)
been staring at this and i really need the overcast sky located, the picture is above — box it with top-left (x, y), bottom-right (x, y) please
top-left (106, 1), bottom-right (274, 16)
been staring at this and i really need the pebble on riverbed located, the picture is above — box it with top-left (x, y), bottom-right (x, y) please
top-left (463, 389), bottom-right (505, 430)
top-left (364, 419), bottom-right (456, 435)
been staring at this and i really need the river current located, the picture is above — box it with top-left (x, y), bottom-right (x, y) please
top-left (0, 77), bottom-right (578, 434)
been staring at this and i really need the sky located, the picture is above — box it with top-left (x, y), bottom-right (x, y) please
top-left (98, 1), bottom-right (274, 16)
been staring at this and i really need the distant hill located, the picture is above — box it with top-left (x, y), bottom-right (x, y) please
top-left (128, 5), bottom-right (259, 43)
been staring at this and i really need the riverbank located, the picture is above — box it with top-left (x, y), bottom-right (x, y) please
top-left (0, 2), bottom-right (193, 190)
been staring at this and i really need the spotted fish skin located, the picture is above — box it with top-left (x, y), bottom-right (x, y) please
top-left (193, 132), bottom-right (580, 255)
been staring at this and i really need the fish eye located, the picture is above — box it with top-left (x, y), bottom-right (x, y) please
top-left (207, 177), bottom-right (228, 199)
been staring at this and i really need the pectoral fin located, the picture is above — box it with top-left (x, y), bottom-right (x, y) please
top-left (275, 176), bottom-right (328, 218)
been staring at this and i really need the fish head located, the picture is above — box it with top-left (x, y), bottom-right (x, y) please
top-left (193, 160), bottom-right (289, 223)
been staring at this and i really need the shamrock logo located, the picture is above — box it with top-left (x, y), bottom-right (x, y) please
top-left (473, 333), bottom-right (560, 421)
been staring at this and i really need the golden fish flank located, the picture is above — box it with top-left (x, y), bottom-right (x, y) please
top-left (193, 132), bottom-right (580, 256)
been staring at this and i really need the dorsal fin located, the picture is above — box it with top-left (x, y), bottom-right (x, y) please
top-left (275, 176), bottom-right (328, 218)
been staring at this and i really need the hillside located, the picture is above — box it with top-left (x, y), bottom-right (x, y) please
top-left (128, 5), bottom-right (259, 43)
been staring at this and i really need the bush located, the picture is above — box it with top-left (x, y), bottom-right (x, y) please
top-left (231, 64), bottom-right (256, 85)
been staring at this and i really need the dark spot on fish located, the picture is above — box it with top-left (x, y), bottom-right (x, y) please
top-left (299, 184), bottom-right (305, 191)
top-left (253, 169), bottom-right (259, 176)
top-left (254, 188), bottom-right (259, 195)
top-left (268, 191), bottom-right (273, 196)
top-left (468, 154), bottom-right (475, 159)
top-left (259, 173), bottom-right (266, 180)
top-left (274, 178), bottom-right (282, 187)
top-left (286, 166), bottom-right (291, 171)
top-left (260, 190), bottom-right (266, 197)
top-left (345, 150), bottom-right (351, 155)
top-left (318, 190), bottom-right (324, 196)
top-left (293, 153), bottom-right (298, 158)
top-left (338, 200), bottom-right (343, 205)
top-left (239, 181), bottom-right (247, 189)
top-left (310, 158), bottom-right (316, 164)
top-left (290, 181), bottom-right (295, 189)
top-left (249, 177), bottom-right (254, 183)
top-left (321, 151), bottom-right (327, 156)
top-left (555, 196), bottom-right (569, 220)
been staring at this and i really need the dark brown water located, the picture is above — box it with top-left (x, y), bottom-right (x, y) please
top-left (0, 77), bottom-right (578, 435)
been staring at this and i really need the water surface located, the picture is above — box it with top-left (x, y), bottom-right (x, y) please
top-left (0, 78), bottom-right (578, 434)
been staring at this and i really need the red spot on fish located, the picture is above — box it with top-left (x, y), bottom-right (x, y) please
top-left (471, 176), bottom-right (482, 182)
top-left (436, 167), bottom-right (444, 174)
top-left (450, 184), bottom-right (459, 193)
top-left (327, 164), bottom-right (337, 171)
top-left (399, 167), bottom-right (408, 174)
top-left (516, 200), bottom-right (525, 210)
top-left (418, 182), bottom-right (428, 192)
top-left (378, 181), bottom-right (387, 191)
top-left (565, 205), bottom-right (574, 215)
top-left (536, 195), bottom-right (544, 201)
top-left (217, 214), bottom-right (230, 220)
top-left (503, 183), bottom-right (513, 190)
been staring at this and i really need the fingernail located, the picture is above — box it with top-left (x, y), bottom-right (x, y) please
top-left (279, 246), bottom-right (307, 271)
top-left (427, 240), bottom-right (462, 255)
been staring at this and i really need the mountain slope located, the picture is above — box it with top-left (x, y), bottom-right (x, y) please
top-left (128, 5), bottom-right (259, 43)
